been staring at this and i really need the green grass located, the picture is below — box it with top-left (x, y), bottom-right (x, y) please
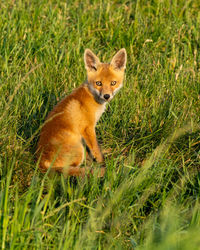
top-left (0, 0), bottom-right (200, 249)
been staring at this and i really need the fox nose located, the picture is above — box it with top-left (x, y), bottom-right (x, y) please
top-left (104, 94), bottom-right (110, 100)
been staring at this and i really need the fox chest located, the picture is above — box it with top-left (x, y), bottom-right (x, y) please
top-left (95, 104), bottom-right (106, 124)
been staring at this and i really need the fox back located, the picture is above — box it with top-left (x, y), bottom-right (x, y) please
top-left (37, 48), bottom-right (127, 177)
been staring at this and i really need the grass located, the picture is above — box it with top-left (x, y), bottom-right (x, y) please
top-left (0, 0), bottom-right (200, 249)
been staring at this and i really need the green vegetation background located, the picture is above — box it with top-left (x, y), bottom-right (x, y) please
top-left (0, 0), bottom-right (200, 249)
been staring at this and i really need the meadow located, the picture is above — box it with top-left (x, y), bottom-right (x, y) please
top-left (0, 0), bottom-right (200, 249)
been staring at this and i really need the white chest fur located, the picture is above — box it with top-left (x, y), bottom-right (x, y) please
top-left (95, 103), bottom-right (106, 124)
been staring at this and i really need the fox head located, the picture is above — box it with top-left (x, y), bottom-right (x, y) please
top-left (84, 48), bottom-right (127, 104)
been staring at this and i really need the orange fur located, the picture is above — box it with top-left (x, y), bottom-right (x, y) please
top-left (37, 48), bottom-right (127, 177)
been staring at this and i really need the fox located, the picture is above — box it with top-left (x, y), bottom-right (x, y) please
top-left (37, 48), bottom-right (127, 177)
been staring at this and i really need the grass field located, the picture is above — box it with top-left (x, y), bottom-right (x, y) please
top-left (0, 0), bottom-right (200, 249)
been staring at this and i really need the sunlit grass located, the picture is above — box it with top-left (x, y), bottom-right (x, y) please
top-left (0, 0), bottom-right (200, 249)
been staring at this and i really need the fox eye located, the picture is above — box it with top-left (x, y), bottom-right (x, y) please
top-left (96, 81), bottom-right (102, 86)
top-left (111, 81), bottom-right (117, 86)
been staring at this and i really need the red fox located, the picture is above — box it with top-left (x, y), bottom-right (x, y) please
top-left (37, 48), bottom-right (127, 177)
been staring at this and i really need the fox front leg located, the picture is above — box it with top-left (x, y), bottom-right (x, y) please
top-left (82, 126), bottom-right (104, 163)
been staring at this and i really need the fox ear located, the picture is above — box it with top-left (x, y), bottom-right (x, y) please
top-left (110, 48), bottom-right (127, 70)
top-left (84, 49), bottom-right (100, 71)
